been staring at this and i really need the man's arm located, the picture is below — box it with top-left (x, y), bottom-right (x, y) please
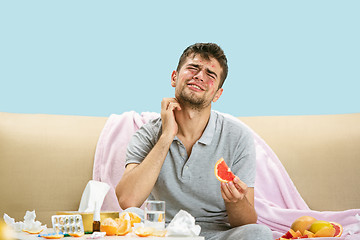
top-left (115, 98), bottom-right (181, 209)
top-left (221, 177), bottom-right (258, 227)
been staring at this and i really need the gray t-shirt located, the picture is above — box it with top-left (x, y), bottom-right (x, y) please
top-left (125, 111), bottom-right (256, 225)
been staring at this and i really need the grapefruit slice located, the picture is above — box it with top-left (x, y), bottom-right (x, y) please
top-left (330, 222), bottom-right (343, 237)
top-left (214, 158), bottom-right (235, 182)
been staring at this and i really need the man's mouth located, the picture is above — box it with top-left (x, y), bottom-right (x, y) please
top-left (187, 83), bottom-right (205, 91)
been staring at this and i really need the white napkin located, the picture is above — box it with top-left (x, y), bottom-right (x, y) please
top-left (166, 210), bottom-right (201, 237)
top-left (78, 180), bottom-right (110, 212)
top-left (3, 210), bottom-right (46, 232)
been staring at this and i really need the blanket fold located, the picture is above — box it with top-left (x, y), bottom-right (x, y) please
top-left (93, 111), bottom-right (360, 240)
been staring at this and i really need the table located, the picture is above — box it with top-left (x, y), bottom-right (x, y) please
top-left (15, 232), bottom-right (205, 240)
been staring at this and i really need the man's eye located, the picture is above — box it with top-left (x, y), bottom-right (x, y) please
top-left (207, 74), bottom-right (215, 79)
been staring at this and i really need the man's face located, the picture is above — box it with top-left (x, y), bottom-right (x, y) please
top-left (171, 54), bottom-right (223, 110)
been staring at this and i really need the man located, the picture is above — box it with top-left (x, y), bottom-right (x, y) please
top-left (116, 43), bottom-right (272, 240)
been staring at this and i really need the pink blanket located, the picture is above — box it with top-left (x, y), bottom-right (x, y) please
top-left (93, 111), bottom-right (360, 239)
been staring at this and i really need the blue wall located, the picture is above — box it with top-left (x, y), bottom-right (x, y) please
top-left (1, 1), bottom-right (359, 117)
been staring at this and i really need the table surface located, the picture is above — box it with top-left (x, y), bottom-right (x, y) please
top-left (15, 232), bottom-right (205, 240)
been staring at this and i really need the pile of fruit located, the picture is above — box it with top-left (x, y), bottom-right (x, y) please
top-left (276, 216), bottom-right (343, 239)
top-left (100, 212), bottom-right (166, 237)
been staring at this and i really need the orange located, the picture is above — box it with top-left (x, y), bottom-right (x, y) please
top-left (100, 218), bottom-right (119, 236)
top-left (134, 226), bottom-right (155, 237)
top-left (303, 230), bottom-right (315, 238)
top-left (118, 211), bottom-right (141, 227)
top-left (290, 216), bottom-right (317, 235)
top-left (214, 158), bottom-right (235, 182)
top-left (115, 214), bottom-right (131, 236)
top-left (23, 229), bottom-right (44, 234)
top-left (331, 222), bottom-right (343, 237)
top-left (68, 232), bottom-right (84, 237)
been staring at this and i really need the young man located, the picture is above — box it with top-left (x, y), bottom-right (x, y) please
top-left (116, 43), bottom-right (272, 240)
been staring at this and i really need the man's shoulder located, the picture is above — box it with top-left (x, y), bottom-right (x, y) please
top-left (137, 116), bottom-right (162, 135)
top-left (214, 111), bottom-right (251, 131)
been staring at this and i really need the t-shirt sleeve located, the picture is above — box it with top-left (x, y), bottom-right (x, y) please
top-left (232, 127), bottom-right (256, 188)
top-left (125, 118), bottom-right (161, 166)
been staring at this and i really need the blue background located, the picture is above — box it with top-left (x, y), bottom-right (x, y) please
top-left (1, 1), bottom-right (359, 117)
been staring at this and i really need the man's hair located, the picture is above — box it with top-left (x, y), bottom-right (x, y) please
top-left (176, 43), bottom-right (228, 89)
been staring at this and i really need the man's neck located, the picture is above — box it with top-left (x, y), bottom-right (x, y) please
top-left (174, 105), bottom-right (211, 142)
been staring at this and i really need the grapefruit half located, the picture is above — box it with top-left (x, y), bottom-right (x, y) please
top-left (330, 222), bottom-right (343, 237)
top-left (214, 158), bottom-right (235, 183)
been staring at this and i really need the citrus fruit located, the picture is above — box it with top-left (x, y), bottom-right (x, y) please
top-left (330, 222), bottom-right (343, 237)
top-left (134, 226), bottom-right (155, 237)
top-left (314, 226), bottom-right (335, 237)
top-left (115, 214), bottom-right (131, 236)
top-left (214, 158), bottom-right (235, 182)
top-left (23, 228), bottom-right (44, 234)
top-left (100, 218), bottom-right (118, 236)
top-left (309, 220), bottom-right (333, 234)
top-left (68, 232), bottom-right (84, 237)
top-left (118, 211), bottom-right (141, 227)
top-left (290, 216), bottom-right (317, 235)
top-left (303, 230), bottom-right (315, 238)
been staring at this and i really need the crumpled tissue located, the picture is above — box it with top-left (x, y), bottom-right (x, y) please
top-left (78, 180), bottom-right (110, 212)
top-left (3, 210), bottom-right (46, 233)
top-left (166, 210), bottom-right (201, 237)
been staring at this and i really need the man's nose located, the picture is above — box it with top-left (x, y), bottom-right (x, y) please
top-left (193, 70), bottom-right (205, 81)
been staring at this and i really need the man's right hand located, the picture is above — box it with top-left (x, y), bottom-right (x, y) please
top-left (161, 98), bottom-right (181, 139)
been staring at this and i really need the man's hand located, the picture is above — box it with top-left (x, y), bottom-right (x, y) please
top-left (160, 98), bottom-right (181, 138)
top-left (220, 176), bottom-right (248, 203)
top-left (220, 176), bottom-right (257, 227)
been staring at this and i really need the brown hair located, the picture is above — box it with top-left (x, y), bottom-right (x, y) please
top-left (176, 43), bottom-right (228, 88)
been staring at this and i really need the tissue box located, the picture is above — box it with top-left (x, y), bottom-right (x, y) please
top-left (56, 211), bottom-right (119, 232)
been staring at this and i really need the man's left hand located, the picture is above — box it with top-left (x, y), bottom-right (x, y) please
top-left (220, 176), bottom-right (248, 203)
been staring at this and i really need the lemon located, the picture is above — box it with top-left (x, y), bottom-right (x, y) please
top-left (309, 220), bottom-right (333, 234)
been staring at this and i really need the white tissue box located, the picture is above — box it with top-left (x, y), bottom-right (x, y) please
top-left (56, 211), bottom-right (119, 232)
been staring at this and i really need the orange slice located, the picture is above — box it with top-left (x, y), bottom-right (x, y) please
top-left (118, 211), bottom-right (141, 227)
top-left (214, 158), bottom-right (235, 182)
top-left (23, 228), bottom-right (44, 234)
top-left (100, 218), bottom-right (118, 236)
top-left (68, 232), bottom-right (84, 237)
top-left (134, 226), bottom-right (155, 237)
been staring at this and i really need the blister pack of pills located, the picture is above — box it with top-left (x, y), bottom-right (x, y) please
top-left (51, 214), bottom-right (84, 234)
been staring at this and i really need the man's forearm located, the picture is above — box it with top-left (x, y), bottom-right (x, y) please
top-left (116, 134), bottom-right (173, 209)
top-left (226, 191), bottom-right (258, 227)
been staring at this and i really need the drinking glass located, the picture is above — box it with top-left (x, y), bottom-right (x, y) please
top-left (144, 200), bottom-right (165, 229)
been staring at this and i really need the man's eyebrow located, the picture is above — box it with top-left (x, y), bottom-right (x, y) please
top-left (187, 64), bottom-right (218, 78)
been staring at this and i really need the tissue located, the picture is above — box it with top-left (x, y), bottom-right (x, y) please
top-left (3, 210), bottom-right (46, 233)
top-left (78, 180), bottom-right (110, 212)
top-left (166, 210), bottom-right (201, 237)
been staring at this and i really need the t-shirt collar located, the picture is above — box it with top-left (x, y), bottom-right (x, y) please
top-left (173, 111), bottom-right (216, 145)
top-left (198, 111), bottom-right (216, 145)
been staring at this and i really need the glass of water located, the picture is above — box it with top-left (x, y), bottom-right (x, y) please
top-left (144, 200), bottom-right (165, 229)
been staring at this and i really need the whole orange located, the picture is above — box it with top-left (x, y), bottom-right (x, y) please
top-left (291, 216), bottom-right (317, 235)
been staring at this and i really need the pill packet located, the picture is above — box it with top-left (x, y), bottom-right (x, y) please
top-left (51, 215), bottom-right (84, 235)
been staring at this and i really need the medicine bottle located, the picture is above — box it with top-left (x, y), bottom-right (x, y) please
top-left (93, 202), bottom-right (101, 232)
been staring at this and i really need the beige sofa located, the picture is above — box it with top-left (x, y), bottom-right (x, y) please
top-left (1, 112), bottom-right (359, 227)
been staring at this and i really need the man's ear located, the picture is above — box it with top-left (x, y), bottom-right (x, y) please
top-left (212, 88), bottom-right (223, 103)
top-left (171, 70), bottom-right (177, 87)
